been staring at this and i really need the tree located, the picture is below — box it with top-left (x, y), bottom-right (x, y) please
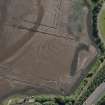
top-left (91, 0), bottom-right (99, 3)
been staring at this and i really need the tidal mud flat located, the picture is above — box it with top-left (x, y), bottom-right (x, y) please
top-left (0, 0), bottom-right (97, 100)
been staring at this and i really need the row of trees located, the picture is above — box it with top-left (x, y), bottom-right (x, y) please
top-left (5, 95), bottom-right (75, 105)
top-left (75, 64), bottom-right (105, 105)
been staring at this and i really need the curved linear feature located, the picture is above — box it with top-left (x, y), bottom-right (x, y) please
top-left (70, 43), bottom-right (89, 76)
top-left (0, 0), bottom-right (44, 63)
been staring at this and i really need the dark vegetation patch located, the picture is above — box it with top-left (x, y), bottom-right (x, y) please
top-left (75, 64), bottom-right (105, 105)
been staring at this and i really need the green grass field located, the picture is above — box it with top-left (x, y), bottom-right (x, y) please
top-left (98, 4), bottom-right (105, 42)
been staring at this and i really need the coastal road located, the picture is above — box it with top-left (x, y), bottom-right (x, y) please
top-left (83, 82), bottom-right (105, 105)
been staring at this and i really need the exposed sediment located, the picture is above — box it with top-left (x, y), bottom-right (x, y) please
top-left (0, 0), bottom-right (97, 100)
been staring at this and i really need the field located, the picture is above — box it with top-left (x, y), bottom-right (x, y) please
top-left (0, 0), bottom-right (97, 101)
top-left (98, 2), bottom-right (105, 43)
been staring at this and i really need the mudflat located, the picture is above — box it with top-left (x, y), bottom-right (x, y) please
top-left (0, 0), bottom-right (97, 98)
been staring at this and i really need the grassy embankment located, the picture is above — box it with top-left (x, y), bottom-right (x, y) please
top-left (98, 1), bottom-right (105, 44)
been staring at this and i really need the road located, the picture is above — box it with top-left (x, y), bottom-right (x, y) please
top-left (83, 82), bottom-right (105, 105)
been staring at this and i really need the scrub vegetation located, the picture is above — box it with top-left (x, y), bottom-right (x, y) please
top-left (96, 94), bottom-right (105, 105)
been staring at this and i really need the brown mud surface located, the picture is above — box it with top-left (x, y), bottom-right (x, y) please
top-left (0, 0), bottom-right (97, 99)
